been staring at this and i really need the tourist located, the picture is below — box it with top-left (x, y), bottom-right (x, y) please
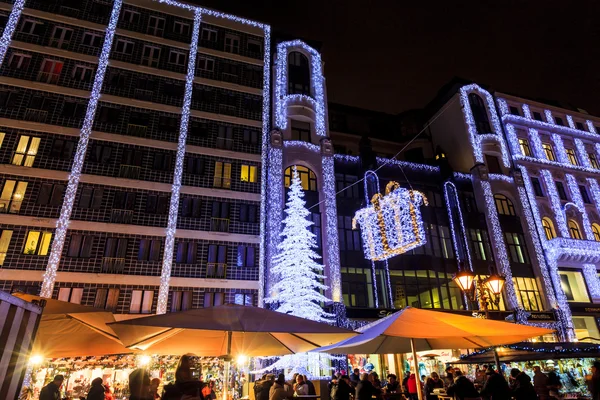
top-left (385, 374), bottom-right (400, 393)
top-left (288, 374), bottom-right (300, 392)
top-left (86, 377), bottom-right (105, 400)
top-left (202, 380), bottom-right (217, 400)
top-left (39, 375), bottom-right (64, 400)
top-left (356, 373), bottom-right (377, 400)
top-left (129, 369), bottom-right (153, 400)
top-left (294, 374), bottom-right (309, 395)
top-left (589, 361), bottom-right (600, 400)
top-left (350, 368), bottom-right (361, 386)
top-left (446, 370), bottom-right (479, 400)
top-left (149, 378), bottom-right (160, 399)
top-left (424, 372), bottom-right (444, 400)
top-left (547, 368), bottom-right (562, 399)
top-left (332, 375), bottom-right (353, 400)
top-left (509, 368), bottom-right (537, 400)
top-left (270, 374), bottom-right (289, 400)
top-left (533, 366), bottom-right (550, 400)
top-left (443, 367), bottom-right (454, 388)
top-left (368, 372), bottom-right (382, 399)
top-left (163, 355), bottom-right (202, 399)
top-left (480, 368), bottom-right (510, 400)
top-left (406, 372), bottom-right (421, 400)
top-left (304, 375), bottom-right (316, 395)
top-left (104, 383), bottom-right (115, 400)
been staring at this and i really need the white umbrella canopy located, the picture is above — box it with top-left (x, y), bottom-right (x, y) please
top-left (109, 304), bottom-right (357, 356)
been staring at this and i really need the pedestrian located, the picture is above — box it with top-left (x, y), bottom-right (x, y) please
top-left (304, 375), bottom-right (316, 395)
top-left (356, 373), bottom-right (377, 400)
top-left (169, 355), bottom-right (202, 400)
top-left (294, 375), bottom-right (309, 396)
top-left (39, 375), bottom-right (64, 400)
top-left (87, 377), bottom-right (105, 400)
top-left (332, 375), bottom-right (352, 400)
top-left (446, 370), bottom-right (479, 400)
top-left (385, 374), bottom-right (400, 393)
top-left (424, 372), bottom-right (444, 400)
top-left (406, 373), bottom-right (420, 400)
top-left (148, 378), bottom-right (160, 399)
top-left (480, 368), bottom-right (510, 400)
top-left (443, 367), bottom-right (454, 389)
top-left (350, 369), bottom-right (361, 386)
top-left (104, 383), bottom-right (115, 400)
top-left (270, 374), bottom-right (290, 400)
top-left (509, 368), bottom-right (537, 400)
top-left (287, 373), bottom-right (299, 392)
top-left (533, 366), bottom-right (550, 400)
top-left (129, 369), bottom-right (153, 400)
top-left (589, 361), bottom-right (600, 400)
top-left (547, 368), bottom-right (562, 399)
top-left (202, 380), bottom-right (217, 400)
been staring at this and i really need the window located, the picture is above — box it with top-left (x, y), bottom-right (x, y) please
top-left (186, 157), bottom-right (204, 175)
top-left (576, 122), bottom-right (586, 131)
top-left (158, 115), bottom-right (179, 131)
top-left (147, 15), bottom-right (165, 36)
top-left (242, 97), bottom-right (261, 113)
top-left (284, 166), bottom-right (317, 191)
top-left (572, 316), bottom-right (600, 342)
top-left (0, 180), bottom-right (28, 214)
top-left (204, 292), bottom-right (224, 307)
top-left (181, 196), bottom-right (202, 218)
top-left (485, 154), bottom-right (502, 174)
top-left (78, 187), bottom-right (103, 209)
top-left (390, 269), bottom-right (463, 310)
top-left (173, 21), bottom-right (190, 36)
top-left (213, 162), bottom-right (232, 189)
top-left (141, 45), bottom-right (161, 68)
top-left (238, 203), bottom-right (257, 223)
top-left (61, 101), bottom-right (87, 119)
top-left (82, 31), bottom-right (102, 47)
top-left (145, 194), bottom-right (169, 215)
top-left (176, 242), bottom-right (197, 263)
top-left (468, 93), bottom-right (491, 134)
top-left (291, 120), bottom-right (311, 142)
top-left (504, 232), bottom-right (529, 264)
top-left (224, 34), bottom-right (240, 53)
top-left (104, 237), bottom-right (128, 259)
top-left (72, 65), bottom-right (94, 82)
top-left (531, 178), bottom-right (544, 197)
top-left (216, 126), bottom-right (233, 149)
top-left (247, 38), bottom-right (262, 55)
top-left (240, 165), bottom-right (257, 183)
top-left (532, 111), bottom-right (543, 121)
top-left (0, 91), bottom-right (16, 108)
top-left (171, 291), bottom-right (192, 312)
top-left (211, 201), bottom-right (230, 232)
top-left (556, 181), bottom-right (568, 201)
top-left (0, 230), bottom-right (13, 266)
top-left (509, 106), bottom-right (521, 116)
top-left (121, 9), bottom-right (140, 24)
top-left (94, 288), bottom-right (119, 311)
top-left (8, 53), bottom-right (31, 70)
top-left (152, 152), bottom-right (173, 172)
top-left (593, 223), bottom-right (600, 242)
top-left (130, 290), bottom-right (154, 314)
top-left (138, 239), bottom-right (161, 261)
top-left (189, 120), bottom-right (208, 137)
top-left (568, 219), bottom-right (582, 240)
top-left (590, 153), bottom-right (600, 169)
top-left (335, 174), bottom-right (359, 198)
top-left (67, 234), bottom-right (94, 258)
top-left (288, 52), bottom-right (310, 95)
top-left (234, 293), bottom-right (253, 306)
top-left (12, 135), bottom-right (40, 167)
top-left (222, 62), bottom-right (239, 77)
top-left (114, 39), bottom-right (134, 55)
top-left (207, 244), bottom-right (227, 278)
top-left (559, 270), bottom-right (590, 302)
top-left (121, 148), bottom-right (144, 167)
top-left (23, 231), bottom-right (52, 255)
top-left (580, 186), bottom-right (591, 204)
top-left (49, 26), bottom-right (73, 48)
top-left (168, 50), bottom-right (186, 66)
top-left (513, 277), bottom-right (544, 311)
top-left (237, 246), bottom-right (255, 267)
top-left (198, 56), bottom-right (214, 72)
top-left (20, 19), bottom-right (44, 35)
top-left (58, 288), bottom-right (83, 304)
top-left (243, 129), bottom-right (259, 145)
top-left (201, 28), bottom-right (217, 42)
top-left (518, 138), bottom-right (531, 156)
top-left (566, 148), bottom-right (579, 166)
top-left (494, 194), bottom-right (515, 216)
top-left (38, 59), bottom-right (63, 84)
top-left (542, 143), bottom-right (556, 161)
top-left (555, 117), bottom-right (565, 126)
top-left (338, 216), bottom-right (361, 251)
top-left (542, 217), bottom-right (557, 240)
top-left (97, 106), bottom-right (121, 124)
top-left (113, 191), bottom-right (137, 210)
top-left (469, 229), bottom-right (491, 261)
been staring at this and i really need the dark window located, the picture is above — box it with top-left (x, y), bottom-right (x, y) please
top-left (239, 204), bottom-right (257, 223)
top-left (555, 117), bottom-right (564, 126)
top-left (335, 174), bottom-right (359, 198)
top-left (0, 91), bottom-right (16, 108)
top-left (288, 52), bottom-right (310, 95)
top-left (115, 39), bottom-right (134, 54)
top-left (237, 245), bottom-right (255, 267)
top-left (216, 126), bottom-right (233, 150)
top-left (170, 291), bottom-right (192, 312)
top-left (531, 178), bottom-right (544, 197)
top-left (485, 154), bottom-right (502, 174)
top-left (29, 96), bottom-right (49, 111)
top-left (576, 122), bottom-right (585, 131)
top-left (107, 70), bottom-right (127, 88)
top-left (145, 194), bottom-right (169, 214)
top-left (186, 156), bottom-right (204, 175)
top-left (532, 111), bottom-right (543, 121)
top-left (291, 120), bottom-right (311, 142)
top-left (468, 93), bottom-right (492, 134)
top-left (78, 187), bottom-right (104, 209)
top-left (97, 106), bottom-right (121, 123)
top-left (67, 234), bottom-right (94, 258)
top-left (211, 201), bottom-right (230, 232)
top-left (189, 120), bottom-right (208, 137)
top-left (580, 186), bottom-right (591, 204)
top-left (104, 237), bottom-right (128, 258)
top-left (201, 28), bottom-right (217, 42)
top-left (37, 183), bottom-right (65, 206)
top-left (181, 197), bottom-right (202, 217)
top-left (94, 288), bottom-right (119, 311)
top-left (556, 182), bottom-right (568, 201)
top-left (138, 239), bottom-right (161, 261)
top-left (207, 244), bottom-right (227, 264)
top-left (176, 241), bottom-right (197, 263)
top-left (509, 106), bottom-right (521, 116)
top-left (61, 101), bottom-right (87, 119)
top-left (247, 39), bottom-right (261, 54)
top-left (158, 116), bottom-right (179, 132)
top-left (152, 152), bottom-right (172, 171)
top-left (90, 144), bottom-right (112, 163)
top-left (338, 216), bottom-right (361, 251)
top-left (113, 191), bottom-right (137, 210)
top-left (50, 139), bottom-right (75, 160)
top-left (82, 31), bottom-right (102, 47)
top-left (163, 82), bottom-right (184, 97)
top-left (242, 97), bottom-right (261, 113)
top-left (243, 129), bottom-right (259, 145)
top-left (129, 111), bottom-right (148, 127)
top-left (121, 149), bottom-right (144, 166)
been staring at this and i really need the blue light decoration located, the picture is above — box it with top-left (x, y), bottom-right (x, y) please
top-left (539, 170), bottom-right (570, 238)
top-left (353, 174), bottom-right (428, 262)
top-left (0, 0), bottom-right (25, 66)
top-left (551, 134), bottom-right (569, 165)
top-left (263, 146), bottom-right (283, 303)
top-left (565, 174), bottom-right (594, 241)
top-left (583, 264), bottom-right (600, 299)
top-left (575, 138), bottom-right (592, 168)
top-left (443, 181), bottom-right (473, 270)
top-left (41, 0), bottom-right (124, 297)
top-left (322, 155), bottom-right (342, 302)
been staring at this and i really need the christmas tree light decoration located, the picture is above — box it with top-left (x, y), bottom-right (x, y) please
top-left (353, 175), bottom-right (428, 262)
top-left (0, 0), bottom-right (25, 66)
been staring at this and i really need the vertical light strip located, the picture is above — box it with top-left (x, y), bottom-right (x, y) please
top-left (544, 110), bottom-right (554, 124)
top-left (583, 264), bottom-right (600, 300)
top-left (521, 104), bottom-right (532, 119)
top-left (156, 9), bottom-right (201, 314)
top-left (40, 0), bottom-right (123, 297)
top-left (545, 257), bottom-right (576, 341)
top-left (587, 121), bottom-right (597, 134)
top-left (567, 115), bottom-right (576, 129)
top-left (528, 128), bottom-right (544, 159)
top-left (504, 124), bottom-right (521, 155)
top-left (264, 147), bottom-right (283, 302)
top-left (575, 139), bottom-right (591, 168)
top-left (565, 174), bottom-right (594, 240)
top-left (540, 170), bottom-right (569, 238)
top-left (322, 155), bottom-right (342, 302)
top-left (443, 181), bottom-right (473, 271)
top-left (550, 134), bottom-right (569, 165)
top-left (0, 0), bottom-right (25, 66)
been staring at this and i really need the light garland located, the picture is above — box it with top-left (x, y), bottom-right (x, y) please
top-left (370, 259), bottom-right (379, 308)
top-left (156, 9), bottom-right (201, 314)
top-left (375, 157), bottom-right (440, 173)
top-left (528, 128), bottom-right (544, 159)
top-left (521, 104), bottom-right (532, 119)
top-left (0, 0), bottom-right (25, 66)
top-left (443, 181), bottom-right (473, 270)
top-left (274, 40), bottom-right (326, 136)
top-left (503, 114), bottom-right (598, 140)
top-left (544, 110), bottom-right (554, 124)
top-left (496, 98), bottom-right (509, 116)
top-left (488, 174), bottom-right (514, 183)
top-left (40, 0), bottom-right (123, 297)
top-left (264, 147), bottom-right (283, 300)
top-left (283, 140), bottom-right (321, 152)
top-left (583, 264), bottom-right (600, 299)
top-left (452, 172), bottom-right (472, 181)
top-left (322, 155), bottom-right (342, 302)
top-left (567, 115), bottom-right (576, 130)
top-left (539, 170), bottom-right (569, 238)
top-left (550, 134), bottom-right (569, 165)
top-left (565, 174), bottom-right (594, 241)
top-left (587, 121), bottom-right (597, 134)
top-left (575, 138), bottom-right (592, 168)
top-left (586, 178), bottom-right (600, 221)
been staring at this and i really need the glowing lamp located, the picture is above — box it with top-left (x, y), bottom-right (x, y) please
top-left (484, 274), bottom-right (506, 295)
top-left (30, 354), bottom-right (44, 365)
top-left (453, 270), bottom-right (475, 292)
top-left (236, 355), bottom-right (248, 365)
top-left (138, 355), bottom-right (152, 367)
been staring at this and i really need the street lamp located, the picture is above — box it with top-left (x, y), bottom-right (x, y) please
top-left (452, 263), bottom-right (506, 319)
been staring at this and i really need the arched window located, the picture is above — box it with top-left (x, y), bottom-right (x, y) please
top-left (542, 217), bottom-right (557, 240)
top-left (568, 219), bottom-right (582, 240)
top-left (284, 165), bottom-right (317, 191)
top-left (468, 93), bottom-right (492, 134)
top-left (494, 194), bottom-right (515, 216)
top-left (593, 223), bottom-right (600, 242)
top-left (288, 52), bottom-right (310, 95)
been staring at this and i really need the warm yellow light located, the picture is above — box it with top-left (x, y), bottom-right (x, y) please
top-left (531, 338), bottom-right (538, 343)
top-left (138, 355), bottom-right (152, 367)
top-left (453, 271), bottom-right (475, 292)
top-left (236, 355), bottom-right (248, 365)
top-left (484, 274), bottom-right (506, 295)
top-left (495, 347), bottom-right (503, 352)
top-left (30, 355), bottom-right (44, 365)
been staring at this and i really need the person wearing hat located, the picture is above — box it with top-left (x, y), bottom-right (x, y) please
top-left (40, 375), bottom-right (64, 400)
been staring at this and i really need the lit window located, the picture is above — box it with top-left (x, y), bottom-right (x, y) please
top-left (469, 229), bottom-right (490, 260)
top-left (130, 290), bottom-right (154, 314)
top-left (57, 287), bottom-right (83, 304)
top-left (568, 219), bottom-right (582, 240)
top-left (12, 135), bottom-right (40, 167)
top-left (0, 180), bottom-right (28, 214)
top-left (513, 277), bottom-right (544, 311)
top-left (0, 229), bottom-right (13, 265)
top-left (572, 316), bottom-right (600, 343)
top-left (0, 132), bottom-right (4, 149)
top-left (542, 217), bottom-right (557, 240)
top-left (504, 232), bottom-right (529, 264)
top-left (284, 166), bottom-right (317, 191)
top-left (494, 194), bottom-right (515, 216)
top-left (593, 223), bottom-right (600, 242)
top-left (23, 231), bottom-right (52, 255)
top-left (590, 153), bottom-right (600, 169)
top-left (240, 165), bottom-right (257, 183)
top-left (213, 161), bottom-right (232, 189)
top-left (566, 148), bottom-right (579, 166)
top-left (518, 138), bottom-right (531, 156)
top-left (559, 270), bottom-right (590, 302)
top-left (542, 143), bottom-right (556, 161)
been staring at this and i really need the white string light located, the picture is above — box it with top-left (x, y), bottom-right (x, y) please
top-left (0, 0), bottom-right (25, 66)
top-left (443, 181), bottom-right (473, 270)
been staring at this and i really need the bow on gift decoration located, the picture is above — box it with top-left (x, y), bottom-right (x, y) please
top-left (352, 171), bottom-right (428, 261)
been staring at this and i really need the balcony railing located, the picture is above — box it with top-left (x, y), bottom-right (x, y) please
top-left (48, 38), bottom-right (71, 49)
top-left (218, 104), bottom-right (237, 116)
top-left (119, 164), bottom-right (141, 179)
top-left (221, 72), bottom-right (239, 84)
top-left (101, 257), bottom-right (125, 273)
top-left (24, 108), bottom-right (48, 123)
top-left (206, 263), bottom-right (227, 279)
top-left (210, 218), bottom-right (230, 233)
top-left (134, 88), bottom-right (154, 102)
top-left (127, 124), bottom-right (148, 137)
top-left (0, 199), bottom-right (22, 214)
top-left (110, 209), bottom-right (134, 224)
top-left (212, 176), bottom-right (231, 189)
top-left (36, 71), bottom-right (60, 84)
top-left (215, 137), bottom-right (233, 150)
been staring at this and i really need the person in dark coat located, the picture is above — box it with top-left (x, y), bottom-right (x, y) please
top-left (480, 369), bottom-right (510, 400)
top-left (129, 368), bottom-right (153, 400)
top-left (443, 367), bottom-right (454, 389)
top-left (356, 373), bottom-right (377, 400)
top-left (385, 374), bottom-right (400, 393)
top-left (589, 361), bottom-right (600, 400)
top-left (424, 372), bottom-right (445, 400)
top-left (510, 368), bottom-right (537, 400)
top-left (350, 369), bottom-right (361, 386)
top-left (87, 377), bottom-right (105, 400)
top-left (333, 376), bottom-right (353, 400)
top-left (533, 366), bottom-right (550, 400)
top-left (39, 375), bottom-right (64, 400)
top-left (304, 375), bottom-right (316, 396)
top-left (446, 371), bottom-right (479, 400)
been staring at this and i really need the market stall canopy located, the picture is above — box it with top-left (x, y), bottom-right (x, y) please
top-left (13, 293), bottom-right (132, 357)
top-left (315, 307), bottom-right (554, 354)
top-left (454, 342), bottom-right (600, 363)
top-left (109, 304), bottom-right (357, 356)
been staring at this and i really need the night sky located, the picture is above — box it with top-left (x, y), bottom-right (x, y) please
top-left (197, 0), bottom-right (600, 116)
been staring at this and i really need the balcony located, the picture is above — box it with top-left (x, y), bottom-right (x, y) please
top-left (118, 165), bottom-right (141, 180)
top-left (24, 108), bottom-right (48, 123)
top-left (218, 104), bottom-right (236, 116)
top-left (206, 263), bottom-right (226, 279)
top-left (127, 124), bottom-right (148, 137)
top-left (210, 218), bottom-right (230, 233)
top-left (0, 199), bottom-right (22, 214)
top-left (101, 257), bottom-right (125, 273)
top-left (110, 209), bottom-right (134, 224)
top-left (37, 72), bottom-right (60, 85)
top-left (221, 72), bottom-right (239, 85)
top-left (134, 89), bottom-right (154, 102)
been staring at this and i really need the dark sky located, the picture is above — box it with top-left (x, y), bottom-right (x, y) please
top-left (198, 0), bottom-right (600, 116)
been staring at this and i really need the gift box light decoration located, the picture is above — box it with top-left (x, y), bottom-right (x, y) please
top-left (352, 172), bottom-right (428, 261)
